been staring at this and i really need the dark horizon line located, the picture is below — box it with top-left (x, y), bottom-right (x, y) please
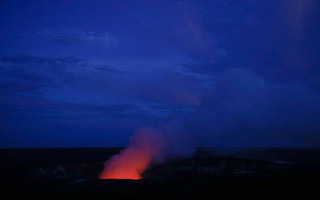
top-left (1, 146), bottom-right (320, 150)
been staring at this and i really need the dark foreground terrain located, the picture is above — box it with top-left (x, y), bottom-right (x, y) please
top-left (1, 147), bottom-right (320, 199)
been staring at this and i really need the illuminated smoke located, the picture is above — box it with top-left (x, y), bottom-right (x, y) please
top-left (99, 117), bottom-right (196, 180)
top-left (99, 127), bottom-right (167, 180)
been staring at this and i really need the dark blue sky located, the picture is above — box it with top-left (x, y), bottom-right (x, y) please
top-left (1, 0), bottom-right (320, 148)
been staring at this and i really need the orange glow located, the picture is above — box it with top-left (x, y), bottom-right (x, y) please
top-left (99, 148), bottom-right (150, 180)
top-left (99, 128), bottom-right (166, 180)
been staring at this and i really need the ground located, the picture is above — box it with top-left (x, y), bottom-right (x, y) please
top-left (1, 148), bottom-right (320, 199)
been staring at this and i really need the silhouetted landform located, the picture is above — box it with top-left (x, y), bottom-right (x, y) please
top-left (1, 148), bottom-right (320, 199)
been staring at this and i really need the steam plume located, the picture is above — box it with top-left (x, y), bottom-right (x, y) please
top-left (99, 127), bottom-right (168, 179)
top-left (100, 117), bottom-right (195, 179)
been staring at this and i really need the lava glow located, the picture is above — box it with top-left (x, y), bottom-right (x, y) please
top-left (99, 148), bottom-right (150, 180)
top-left (99, 128), bottom-right (166, 180)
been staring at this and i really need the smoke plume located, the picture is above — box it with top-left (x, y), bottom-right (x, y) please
top-left (100, 67), bottom-right (320, 179)
top-left (100, 119), bottom-right (195, 179)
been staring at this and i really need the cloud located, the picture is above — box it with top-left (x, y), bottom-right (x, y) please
top-left (95, 65), bottom-right (126, 74)
top-left (0, 54), bottom-right (212, 127)
top-left (282, 0), bottom-right (317, 37)
top-left (39, 30), bottom-right (118, 47)
top-left (0, 54), bottom-right (210, 107)
top-left (0, 92), bottom-right (139, 118)
top-left (0, 54), bottom-right (143, 119)
top-left (0, 54), bottom-right (85, 94)
top-left (177, 1), bottom-right (320, 90)
top-left (181, 63), bottom-right (224, 76)
top-left (103, 66), bottom-right (207, 106)
top-left (170, 2), bottom-right (225, 62)
top-left (185, 68), bottom-right (320, 147)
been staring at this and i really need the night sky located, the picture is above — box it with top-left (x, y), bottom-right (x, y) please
top-left (1, 0), bottom-right (320, 148)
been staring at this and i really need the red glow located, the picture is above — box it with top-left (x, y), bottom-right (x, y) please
top-left (99, 148), bottom-right (150, 180)
top-left (99, 128), bottom-right (166, 180)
